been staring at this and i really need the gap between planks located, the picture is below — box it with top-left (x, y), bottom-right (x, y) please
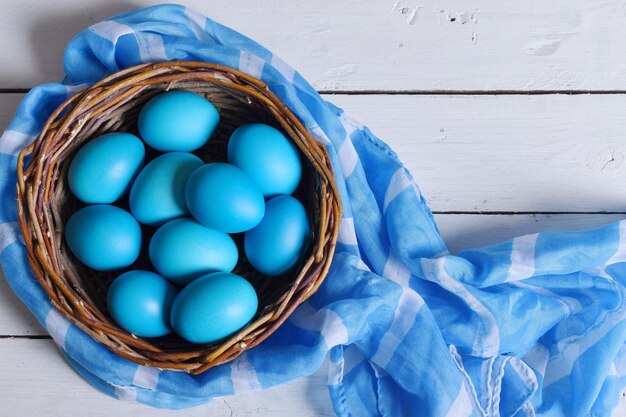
top-left (8, 88), bottom-right (626, 96)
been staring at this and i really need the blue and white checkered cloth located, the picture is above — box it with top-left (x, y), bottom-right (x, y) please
top-left (2, 5), bottom-right (626, 416)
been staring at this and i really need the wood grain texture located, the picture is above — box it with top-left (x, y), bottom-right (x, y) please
top-left (5, 92), bottom-right (626, 212)
top-left (0, 338), bottom-right (334, 417)
top-left (2, 0), bottom-right (626, 91)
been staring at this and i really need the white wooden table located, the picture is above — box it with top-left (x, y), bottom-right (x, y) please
top-left (2, 1), bottom-right (626, 415)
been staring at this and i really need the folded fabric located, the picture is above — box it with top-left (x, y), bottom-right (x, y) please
top-left (2, 4), bottom-right (626, 416)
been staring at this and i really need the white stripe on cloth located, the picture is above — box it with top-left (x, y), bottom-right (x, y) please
top-left (132, 366), bottom-right (160, 390)
top-left (337, 217), bottom-right (358, 246)
top-left (507, 233), bottom-right (538, 282)
top-left (289, 302), bottom-right (350, 349)
top-left (370, 287), bottom-right (424, 369)
top-left (306, 123), bottom-right (331, 145)
top-left (0, 131), bottom-right (35, 156)
top-left (422, 257), bottom-right (501, 356)
top-left (343, 345), bottom-right (365, 376)
top-left (114, 385), bottom-right (137, 403)
top-left (270, 54), bottom-right (295, 83)
top-left (444, 383), bottom-right (474, 417)
top-left (45, 308), bottom-right (72, 350)
top-left (230, 352), bottom-right (262, 394)
top-left (607, 221), bottom-right (626, 265)
top-left (337, 139), bottom-right (359, 178)
top-left (383, 168), bottom-right (413, 213)
top-left (522, 342), bottom-right (550, 378)
top-left (239, 52), bottom-right (265, 80)
top-left (136, 33), bottom-right (168, 62)
top-left (382, 253), bottom-right (411, 287)
top-left (356, 259), bottom-right (371, 271)
top-left (0, 222), bottom-right (23, 253)
top-left (184, 7), bottom-right (211, 41)
top-left (89, 20), bottom-right (134, 43)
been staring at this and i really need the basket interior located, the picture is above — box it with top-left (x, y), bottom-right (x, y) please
top-left (54, 80), bottom-right (319, 351)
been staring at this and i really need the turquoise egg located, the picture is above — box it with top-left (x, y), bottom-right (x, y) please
top-left (185, 163), bottom-right (265, 233)
top-left (107, 270), bottom-right (178, 338)
top-left (244, 195), bottom-right (310, 276)
top-left (65, 205), bottom-right (142, 271)
top-left (129, 152), bottom-right (203, 226)
top-left (138, 91), bottom-right (219, 152)
top-left (149, 218), bottom-right (238, 285)
top-left (228, 123), bottom-right (302, 197)
top-left (67, 132), bottom-right (145, 204)
top-left (170, 272), bottom-right (258, 344)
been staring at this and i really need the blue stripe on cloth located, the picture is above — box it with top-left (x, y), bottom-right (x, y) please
top-left (3, 4), bottom-right (626, 416)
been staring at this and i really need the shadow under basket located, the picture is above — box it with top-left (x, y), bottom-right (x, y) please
top-left (15, 61), bottom-right (342, 374)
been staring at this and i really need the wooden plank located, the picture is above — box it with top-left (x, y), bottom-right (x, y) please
top-left (321, 93), bottom-right (626, 212)
top-left (4, 92), bottom-right (626, 212)
top-left (3, 213), bottom-right (624, 336)
top-left (0, 338), bottom-right (334, 416)
top-left (2, 1), bottom-right (626, 91)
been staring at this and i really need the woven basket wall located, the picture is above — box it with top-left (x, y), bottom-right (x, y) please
top-left (15, 61), bottom-right (341, 374)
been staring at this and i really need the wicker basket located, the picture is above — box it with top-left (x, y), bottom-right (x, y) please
top-left (15, 61), bottom-right (341, 374)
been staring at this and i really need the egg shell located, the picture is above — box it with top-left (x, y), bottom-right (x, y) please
top-left (138, 91), bottom-right (219, 152)
top-left (107, 270), bottom-right (178, 338)
top-left (170, 272), bottom-right (258, 344)
top-left (129, 152), bottom-right (203, 226)
top-left (244, 195), bottom-right (310, 276)
top-left (185, 163), bottom-right (265, 233)
top-left (68, 132), bottom-right (145, 204)
top-left (228, 123), bottom-right (302, 197)
top-left (65, 205), bottom-right (142, 271)
top-left (149, 218), bottom-right (238, 285)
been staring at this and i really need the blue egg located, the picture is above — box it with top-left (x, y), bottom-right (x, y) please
top-left (138, 91), bottom-right (219, 152)
top-left (68, 132), bottom-right (145, 204)
top-left (107, 270), bottom-right (178, 338)
top-left (245, 195), bottom-right (310, 276)
top-left (228, 123), bottom-right (302, 197)
top-left (170, 272), bottom-right (258, 344)
top-left (149, 218), bottom-right (238, 285)
top-left (129, 152), bottom-right (203, 226)
top-left (65, 205), bottom-right (142, 271)
top-left (185, 163), bottom-right (265, 233)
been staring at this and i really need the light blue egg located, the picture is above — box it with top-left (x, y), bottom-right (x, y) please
top-left (107, 270), bottom-right (178, 338)
top-left (138, 91), bottom-right (219, 152)
top-left (170, 272), bottom-right (258, 344)
top-left (129, 152), bottom-right (203, 226)
top-left (185, 163), bottom-right (265, 233)
top-left (65, 205), bottom-right (142, 271)
top-left (228, 123), bottom-right (302, 197)
top-left (149, 218), bottom-right (238, 285)
top-left (68, 132), bottom-right (145, 204)
top-left (244, 195), bottom-right (310, 276)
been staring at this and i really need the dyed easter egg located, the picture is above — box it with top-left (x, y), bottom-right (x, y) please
top-left (64, 205), bottom-right (142, 271)
top-left (170, 272), bottom-right (258, 344)
top-left (107, 270), bottom-right (178, 338)
top-left (149, 218), bottom-right (238, 285)
top-left (244, 195), bottom-right (310, 276)
top-left (129, 152), bottom-right (203, 226)
top-left (185, 163), bottom-right (265, 233)
top-left (138, 91), bottom-right (219, 152)
top-left (228, 123), bottom-right (302, 197)
top-left (67, 132), bottom-right (145, 204)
